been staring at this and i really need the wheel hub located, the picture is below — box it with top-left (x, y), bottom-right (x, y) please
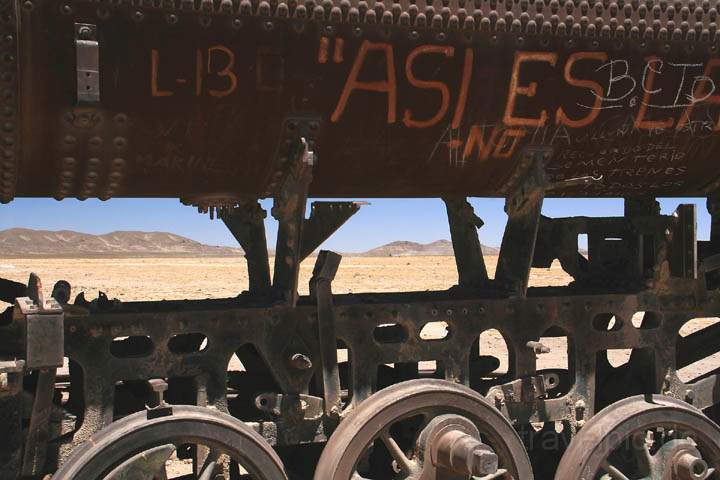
top-left (417, 414), bottom-right (500, 479)
top-left (655, 439), bottom-right (711, 480)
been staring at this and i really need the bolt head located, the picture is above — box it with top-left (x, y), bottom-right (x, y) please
top-left (148, 378), bottom-right (168, 393)
top-left (471, 449), bottom-right (499, 476)
top-left (78, 26), bottom-right (92, 39)
top-left (685, 389), bottom-right (695, 403)
top-left (290, 353), bottom-right (313, 370)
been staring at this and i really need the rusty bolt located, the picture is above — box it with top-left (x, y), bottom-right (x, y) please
top-left (148, 378), bottom-right (168, 407)
top-left (290, 353), bottom-right (312, 370)
top-left (77, 26), bottom-right (92, 39)
top-left (685, 389), bottom-right (695, 404)
top-left (149, 379), bottom-right (168, 394)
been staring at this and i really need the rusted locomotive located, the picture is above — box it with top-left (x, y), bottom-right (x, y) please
top-left (2, 0), bottom-right (720, 477)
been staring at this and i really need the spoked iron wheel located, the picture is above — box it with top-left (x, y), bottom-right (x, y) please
top-left (53, 405), bottom-right (287, 480)
top-left (313, 379), bottom-right (533, 480)
top-left (555, 395), bottom-right (720, 480)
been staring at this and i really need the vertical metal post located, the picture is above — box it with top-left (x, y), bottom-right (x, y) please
top-left (310, 251), bottom-right (342, 418)
top-left (624, 196), bottom-right (660, 280)
top-left (708, 192), bottom-right (720, 251)
top-left (495, 149), bottom-right (549, 296)
top-left (671, 204), bottom-right (697, 279)
top-left (272, 139), bottom-right (313, 306)
top-left (22, 368), bottom-right (57, 476)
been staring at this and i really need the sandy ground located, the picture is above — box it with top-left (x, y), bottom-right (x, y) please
top-left (0, 255), bottom-right (573, 301)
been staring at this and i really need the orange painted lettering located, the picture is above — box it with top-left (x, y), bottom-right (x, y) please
top-left (207, 45), bottom-right (237, 98)
top-left (331, 41), bottom-right (397, 123)
top-left (151, 49), bottom-right (173, 97)
top-left (451, 49), bottom-right (474, 129)
top-left (403, 45), bottom-right (455, 129)
top-left (318, 37), bottom-right (330, 64)
top-left (333, 38), bottom-right (344, 63)
top-left (556, 52), bottom-right (608, 128)
top-left (503, 52), bottom-right (558, 127)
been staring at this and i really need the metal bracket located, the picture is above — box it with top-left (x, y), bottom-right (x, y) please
top-left (75, 23), bottom-right (100, 104)
top-left (300, 202), bottom-right (363, 261)
top-left (255, 392), bottom-right (325, 421)
top-left (221, 201), bottom-right (272, 295)
top-left (485, 374), bottom-right (564, 426)
top-left (14, 274), bottom-right (64, 370)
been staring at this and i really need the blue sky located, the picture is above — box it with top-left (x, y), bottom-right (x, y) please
top-left (0, 197), bottom-right (711, 252)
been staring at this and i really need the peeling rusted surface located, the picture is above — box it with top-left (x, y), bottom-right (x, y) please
top-left (4, 1), bottom-right (720, 201)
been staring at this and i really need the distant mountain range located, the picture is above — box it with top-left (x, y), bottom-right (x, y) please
top-left (361, 240), bottom-right (499, 257)
top-left (0, 228), bottom-right (243, 257)
top-left (0, 229), bottom-right (499, 258)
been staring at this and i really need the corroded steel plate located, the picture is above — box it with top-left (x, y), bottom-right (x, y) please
top-left (6, 0), bottom-right (720, 200)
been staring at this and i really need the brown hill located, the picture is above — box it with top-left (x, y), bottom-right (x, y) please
top-left (361, 240), bottom-right (499, 257)
top-left (0, 228), bottom-right (243, 258)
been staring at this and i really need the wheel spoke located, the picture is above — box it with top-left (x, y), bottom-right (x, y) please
top-left (600, 460), bottom-right (632, 480)
top-left (103, 444), bottom-right (176, 480)
top-left (380, 430), bottom-right (416, 476)
top-left (197, 450), bottom-right (220, 480)
top-left (631, 432), bottom-right (653, 475)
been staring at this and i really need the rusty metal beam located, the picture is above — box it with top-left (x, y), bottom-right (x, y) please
top-left (495, 149), bottom-right (551, 296)
top-left (677, 321), bottom-right (720, 370)
top-left (221, 201), bottom-right (271, 295)
top-left (0, 278), bottom-right (26, 304)
top-left (443, 197), bottom-right (488, 288)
